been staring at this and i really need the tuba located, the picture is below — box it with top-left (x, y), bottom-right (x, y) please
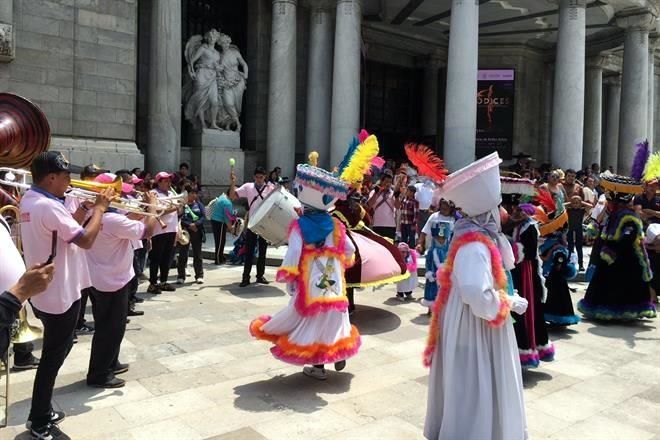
top-left (0, 93), bottom-right (51, 428)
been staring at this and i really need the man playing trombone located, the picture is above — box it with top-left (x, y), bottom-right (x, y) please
top-left (19, 152), bottom-right (112, 440)
top-left (84, 173), bottom-right (160, 389)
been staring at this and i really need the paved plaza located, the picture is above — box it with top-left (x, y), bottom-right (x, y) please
top-left (3, 260), bottom-right (660, 440)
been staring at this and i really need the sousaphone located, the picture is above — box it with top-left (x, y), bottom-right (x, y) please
top-left (0, 93), bottom-right (51, 168)
top-left (0, 92), bottom-right (50, 428)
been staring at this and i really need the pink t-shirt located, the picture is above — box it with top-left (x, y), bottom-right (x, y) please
top-left (0, 217), bottom-right (26, 292)
top-left (19, 189), bottom-right (88, 314)
top-left (236, 182), bottom-right (275, 217)
top-left (86, 212), bottom-right (146, 292)
top-left (369, 189), bottom-right (396, 228)
top-left (63, 193), bottom-right (92, 290)
top-left (153, 189), bottom-right (179, 236)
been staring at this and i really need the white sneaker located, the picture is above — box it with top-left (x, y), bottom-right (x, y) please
top-left (195, 278), bottom-right (204, 284)
top-left (303, 366), bottom-right (327, 380)
top-left (396, 295), bottom-right (405, 302)
top-left (176, 278), bottom-right (184, 285)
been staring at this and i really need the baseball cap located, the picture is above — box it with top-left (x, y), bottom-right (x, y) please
top-left (95, 172), bottom-right (134, 194)
top-left (31, 151), bottom-right (84, 178)
top-left (154, 171), bottom-right (173, 182)
top-left (82, 164), bottom-right (109, 178)
top-left (131, 175), bottom-right (144, 185)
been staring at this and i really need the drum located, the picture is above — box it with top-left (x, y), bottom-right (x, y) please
top-left (248, 186), bottom-right (301, 247)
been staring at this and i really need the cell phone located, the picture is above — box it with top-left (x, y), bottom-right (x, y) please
top-left (45, 231), bottom-right (57, 264)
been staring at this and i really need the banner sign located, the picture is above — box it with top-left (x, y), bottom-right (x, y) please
top-left (476, 69), bottom-right (515, 159)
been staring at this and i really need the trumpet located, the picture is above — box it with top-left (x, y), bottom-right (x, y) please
top-left (0, 167), bottom-right (165, 219)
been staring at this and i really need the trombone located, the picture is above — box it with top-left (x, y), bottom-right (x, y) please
top-left (0, 167), bottom-right (166, 219)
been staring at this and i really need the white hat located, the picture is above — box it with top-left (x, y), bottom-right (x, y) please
top-left (437, 152), bottom-right (503, 217)
top-left (293, 164), bottom-right (349, 211)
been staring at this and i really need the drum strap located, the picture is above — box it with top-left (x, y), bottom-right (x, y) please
top-left (248, 184), bottom-right (267, 211)
top-left (374, 192), bottom-right (394, 213)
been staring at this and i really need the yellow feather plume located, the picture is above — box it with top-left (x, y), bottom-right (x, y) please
top-left (643, 152), bottom-right (660, 182)
top-left (339, 135), bottom-right (379, 184)
top-left (308, 151), bottom-right (319, 167)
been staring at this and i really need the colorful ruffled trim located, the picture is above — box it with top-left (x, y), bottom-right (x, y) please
top-left (544, 313), bottom-right (580, 326)
top-left (537, 342), bottom-right (555, 362)
top-left (250, 315), bottom-right (362, 366)
top-left (600, 213), bottom-right (653, 281)
top-left (295, 164), bottom-right (349, 200)
top-left (577, 299), bottom-right (657, 321)
top-left (276, 266), bottom-right (299, 283)
top-left (519, 349), bottom-right (540, 368)
top-left (486, 290), bottom-right (511, 328)
top-left (282, 219), bottom-right (352, 317)
top-left (423, 231), bottom-right (508, 367)
top-left (346, 271), bottom-right (410, 288)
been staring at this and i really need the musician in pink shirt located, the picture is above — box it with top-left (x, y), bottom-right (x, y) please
top-left (85, 175), bottom-right (159, 389)
top-left (229, 166), bottom-right (275, 287)
top-left (19, 151), bottom-right (111, 439)
top-left (367, 170), bottom-right (402, 240)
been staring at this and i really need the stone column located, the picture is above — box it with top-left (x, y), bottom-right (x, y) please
top-left (305, 1), bottom-right (334, 169)
top-left (267, 0), bottom-right (297, 177)
top-left (617, 11), bottom-right (654, 173)
top-left (146, 0), bottom-right (182, 172)
top-left (551, 0), bottom-right (586, 170)
top-left (603, 76), bottom-right (621, 171)
top-left (443, 0), bottom-right (479, 171)
top-left (582, 56), bottom-right (605, 168)
top-left (648, 47), bottom-right (656, 147)
top-left (330, 0), bottom-right (362, 167)
top-left (422, 55), bottom-right (445, 143)
top-left (540, 64), bottom-right (554, 162)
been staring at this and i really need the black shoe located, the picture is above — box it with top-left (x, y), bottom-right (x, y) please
top-left (159, 283), bottom-right (176, 292)
top-left (147, 283), bottom-right (161, 294)
top-left (239, 278), bottom-right (251, 287)
top-left (74, 323), bottom-right (94, 336)
top-left (12, 353), bottom-right (40, 371)
top-left (334, 360), bottom-right (346, 371)
top-left (72, 334), bottom-right (78, 344)
top-left (87, 377), bottom-right (126, 389)
top-left (30, 422), bottom-right (70, 439)
top-left (126, 318), bottom-right (131, 324)
top-left (256, 276), bottom-right (269, 285)
top-left (133, 296), bottom-right (144, 303)
top-left (127, 307), bottom-right (144, 317)
top-left (113, 362), bottom-right (129, 375)
top-left (26, 410), bottom-right (65, 429)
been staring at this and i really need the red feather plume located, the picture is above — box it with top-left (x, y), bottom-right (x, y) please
top-left (535, 189), bottom-right (556, 214)
top-left (404, 143), bottom-right (448, 183)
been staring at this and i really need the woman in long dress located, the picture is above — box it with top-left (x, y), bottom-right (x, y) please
top-left (423, 210), bottom-right (529, 440)
top-left (217, 34), bottom-right (248, 131)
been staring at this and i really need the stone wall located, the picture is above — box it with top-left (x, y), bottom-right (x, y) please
top-left (0, 0), bottom-right (142, 170)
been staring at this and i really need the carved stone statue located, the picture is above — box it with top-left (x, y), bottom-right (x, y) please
top-left (0, 23), bottom-right (14, 62)
top-left (183, 29), bottom-right (248, 132)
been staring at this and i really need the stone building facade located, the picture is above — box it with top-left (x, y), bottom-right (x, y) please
top-left (1, 0), bottom-right (660, 189)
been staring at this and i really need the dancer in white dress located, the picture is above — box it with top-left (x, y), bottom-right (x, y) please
top-left (250, 163), bottom-right (360, 380)
top-left (423, 153), bottom-right (529, 440)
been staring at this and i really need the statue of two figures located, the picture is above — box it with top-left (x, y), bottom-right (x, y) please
top-left (183, 29), bottom-right (248, 132)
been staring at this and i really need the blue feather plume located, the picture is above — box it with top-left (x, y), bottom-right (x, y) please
top-left (631, 140), bottom-right (650, 180)
top-left (336, 136), bottom-right (359, 176)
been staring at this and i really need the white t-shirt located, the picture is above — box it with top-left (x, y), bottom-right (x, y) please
top-left (415, 183), bottom-right (434, 210)
top-left (153, 189), bottom-right (179, 235)
top-left (20, 189), bottom-right (89, 314)
top-left (422, 212), bottom-right (456, 236)
top-left (86, 212), bottom-right (146, 292)
top-left (63, 193), bottom-right (92, 290)
top-left (0, 217), bottom-right (26, 292)
top-left (369, 188), bottom-right (396, 228)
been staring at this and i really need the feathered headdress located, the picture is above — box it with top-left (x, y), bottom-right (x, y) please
top-left (631, 140), bottom-right (650, 180)
top-left (308, 151), bottom-right (319, 167)
top-left (643, 152), bottom-right (660, 182)
top-left (535, 189), bottom-right (556, 215)
top-left (403, 143), bottom-right (448, 183)
top-left (336, 129), bottom-right (380, 184)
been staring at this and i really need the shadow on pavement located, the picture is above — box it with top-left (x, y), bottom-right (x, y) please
top-left (547, 327), bottom-right (578, 341)
top-left (410, 314), bottom-right (431, 326)
top-left (521, 369), bottom-right (553, 389)
top-left (587, 320), bottom-right (658, 349)
top-left (233, 371), bottom-right (354, 414)
top-left (350, 305), bottom-right (401, 335)
top-left (221, 283), bottom-right (286, 298)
